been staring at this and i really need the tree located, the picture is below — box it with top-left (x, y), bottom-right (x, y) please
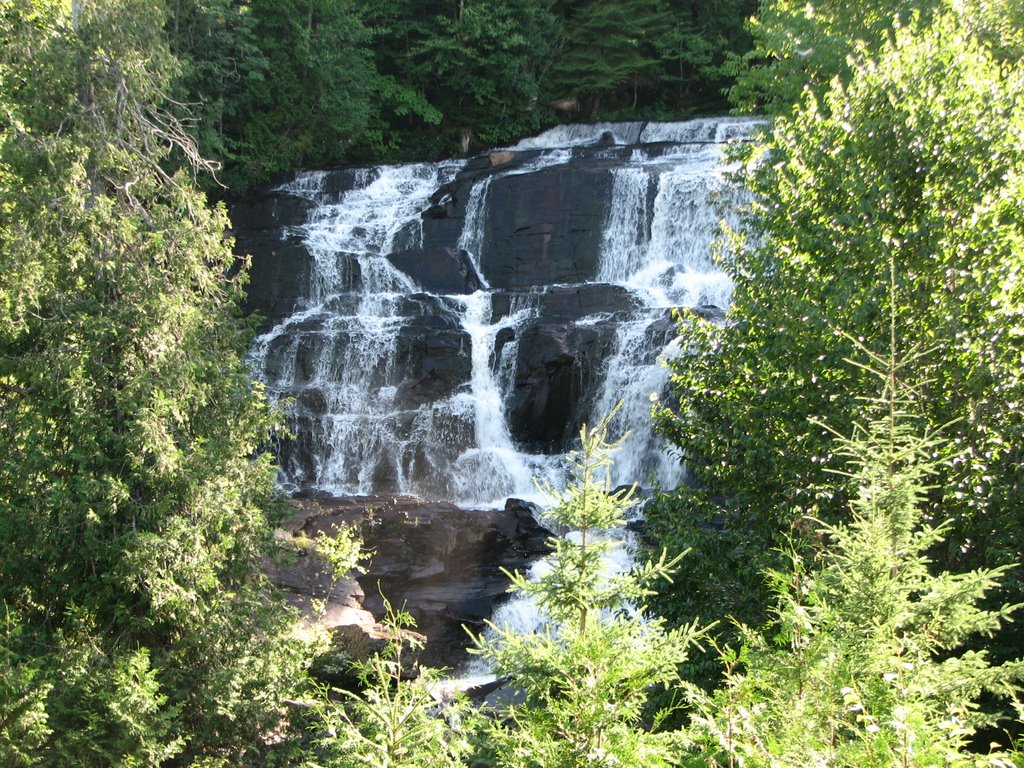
top-left (653, 0), bottom-right (756, 115)
top-left (547, 0), bottom-right (673, 117)
top-left (359, 0), bottom-right (560, 158)
top-left (222, 0), bottom-right (381, 186)
top-left (652, 5), bottom-right (1024, 665)
top-left (304, 602), bottom-right (474, 768)
top-left (727, 0), bottom-right (940, 115)
top-left (472, 412), bottom-right (705, 768)
top-left (165, 0), bottom-right (266, 188)
top-left (0, 1), bottom-right (308, 762)
top-left (406, 0), bottom-right (561, 149)
top-left (684, 345), bottom-right (1024, 766)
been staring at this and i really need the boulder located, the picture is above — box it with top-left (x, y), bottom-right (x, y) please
top-left (506, 320), bottom-right (618, 451)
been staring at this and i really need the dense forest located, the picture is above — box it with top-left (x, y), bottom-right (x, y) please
top-left (1, 0), bottom-right (1023, 766)
top-left (165, 0), bottom-right (755, 190)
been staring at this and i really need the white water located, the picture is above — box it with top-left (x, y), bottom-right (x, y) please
top-left (450, 293), bottom-right (561, 506)
top-left (456, 177), bottom-right (493, 289)
top-left (249, 161), bottom-right (469, 498)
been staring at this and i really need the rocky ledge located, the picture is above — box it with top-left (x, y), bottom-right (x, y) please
top-left (265, 494), bottom-right (551, 676)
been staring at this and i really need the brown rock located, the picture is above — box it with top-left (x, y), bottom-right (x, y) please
top-left (489, 150), bottom-right (517, 167)
top-left (266, 495), bottom-right (551, 671)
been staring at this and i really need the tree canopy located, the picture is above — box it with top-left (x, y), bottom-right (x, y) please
top-left (166, 0), bottom-right (755, 190)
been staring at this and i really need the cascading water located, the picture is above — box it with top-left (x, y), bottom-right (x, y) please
top-left (248, 117), bottom-right (756, 505)
top-left (450, 292), bottom-right (561, 505)
top-left (448, 120), bottom-right (756, 671)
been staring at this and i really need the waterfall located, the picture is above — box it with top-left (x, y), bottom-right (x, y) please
top-left (457, 177), bottom-right (493, 289)
top-left (248, 161), bottom-right (469, 498)
top-left (597, 167), bottom-right (651, 284)
top-left (247, 118), bottom-right (752, 505)
top-left (450, 292), bottom-right (560, 506)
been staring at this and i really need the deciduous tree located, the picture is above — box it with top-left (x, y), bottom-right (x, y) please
top-left (653, 1), bottom-right (1024, 682)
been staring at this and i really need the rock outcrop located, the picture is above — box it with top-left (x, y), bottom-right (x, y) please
top-left (267, 495), bottom-right (551, 671)
top-left (387, 247), bottom-right (485, 294)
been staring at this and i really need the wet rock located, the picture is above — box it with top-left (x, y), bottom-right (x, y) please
top-left (387, 247), bottom-right (484, 294)
top-left (536, 283), bottom-right (641, 319)
top-left (476, 164), bottom-right (612, 289)
top-left (506, 320), bottom-right (618, 451)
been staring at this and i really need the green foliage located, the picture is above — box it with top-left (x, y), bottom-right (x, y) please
top-left (304, 601), bottom-right (474, 768)
top-left (312, 526), bottom-right (363, 585)
top-left (165, 0), bottom-right (265, 178)
top-left (728, 0), bottom-right (941, 115)
top-left (359, 0), bottom-right (561, 156)
top-left (165, 0), bottom-right (755, 182)
top-left (684, 353), bottom-right (1024, 766)
top-left (654, 0), bottom-right (757, 113)
top-left (222, 0), bottom-right (380, 187)
top-left (473, 412), bottom-right (706, 768)
top-left (548, 0), bottom-right (672, 118)
top-left (0, 0), bottom-right (310, 762)
top-left (0, 611), bottom-right (51, 768)
top-left (653, 4), bottom-right (1024, 669)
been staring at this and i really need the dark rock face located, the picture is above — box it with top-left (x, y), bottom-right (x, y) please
top-left (488, 284), bottom-right (645, 449)
top-left (489, 283), bottom-right (641, 324)
top-left (507, 320), bottom-right (616, 451)
top-left (269, 495), bottom-right (552, 670)
top-left (422, 162), bottom-right (614, 290)
top-left (393, 299), bottom-right (473, 403)
top-left (240, 238), bottom-right (316, 324)
top-left (387, 247), bottom-right (484, 294)
top-left (477, 165), bottom-right (612, 288)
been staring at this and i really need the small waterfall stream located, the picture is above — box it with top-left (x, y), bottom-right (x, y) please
top-left (450, 292), bottom-right (560, 506)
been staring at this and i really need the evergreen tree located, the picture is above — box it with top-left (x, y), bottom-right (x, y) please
top-left (165, 0), bottom-right (266, 188)
top-left (0, 1), bottom-right (308, 762)
top-left (548, 0), bottom-right (672, 117)
top-left (472, 413), bottom-right (705, 768)
top-left (685, 342), bottom-right (1024, 766)
top-left (224, 0), bottom-right (380, 186)
top-left (304, 602), bottom-right (474, 768)
top-left (654, 0), bottom-right (756, 114)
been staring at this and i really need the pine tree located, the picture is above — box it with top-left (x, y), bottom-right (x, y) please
top-left (548, 0), bottom-right (671, 117)
top-left (686, 335), bottom-right (1024, 767)
top-left (304, 601), bottom-right (474, 768)
top-left (472, 411), bottom-right (705, 768)
top-left (0, 1), bottom-right (309, 763)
